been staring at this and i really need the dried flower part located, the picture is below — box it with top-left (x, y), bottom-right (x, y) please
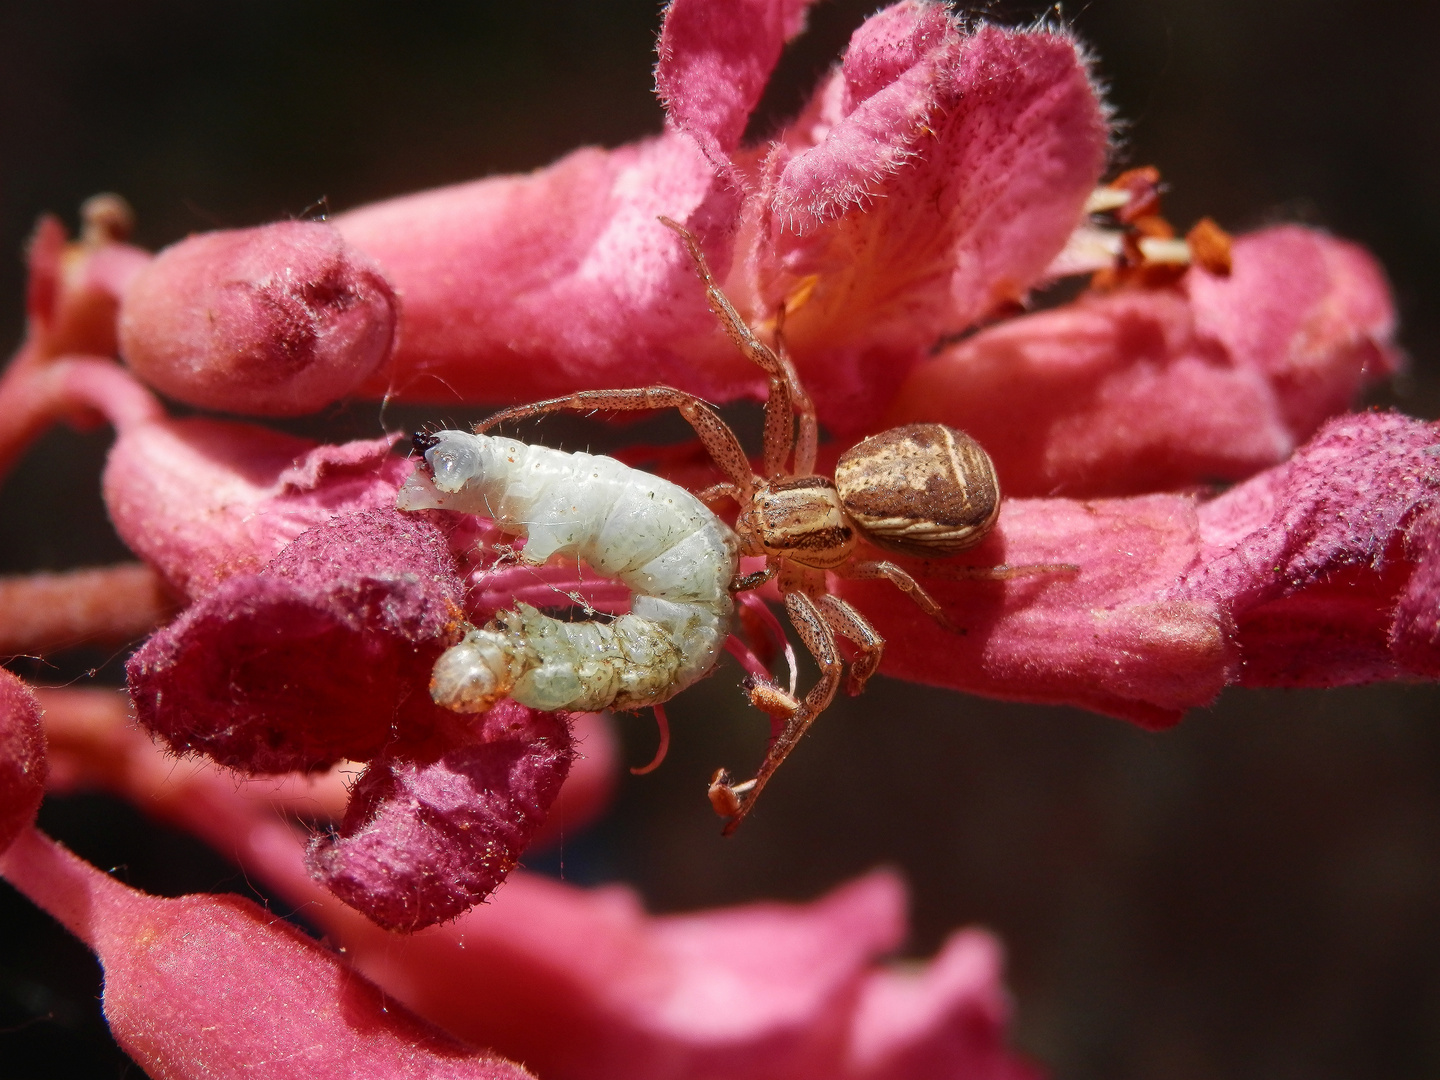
top-left (104, 418), bottom-right (408, 598)
top-left (307, 702), bottom-right (573, 932)
top-left (0, 829), bottom-right (537, 1079)
top-left (128, 508), bottom-right (468, 772)
top-left (24, 209), bottom-right (152, 361)
top-left (118, 221), bottom-right (398, 415)
top-left (0, 671), bottom-right (45, 854)
top-left (888, 226), bottom-right (1399, 496)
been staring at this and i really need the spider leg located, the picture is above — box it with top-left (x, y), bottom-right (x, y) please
top-left (844, 559), bottom-right (950, 625)
top-left (696, 482), bottom-right (742, 510)
top-left (658, 216), bottom-right (816, 480)
top-left (719, 590), bottom-right (842, 834)
top-left (908, 561), bottom-right (1081, 581)
top-left (476, 386), bottom-right (755, 499)
top-left (772, 304), bottom-right (819, 477)
top-left (813, 593), bottom-right (885, 697)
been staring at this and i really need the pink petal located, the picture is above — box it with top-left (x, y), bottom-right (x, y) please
top-left (656, 0), bottom-right (814, 167)
top-left (0, 670), bottom-right (45, 854)
top-left (118, 221), bottom-right (398, 415)
top-left (0, 828), bottom-right (535, 1079)
top-left (33, 696), bottom-right (1040, 1079)
top-left (308, 703), bottom-right (574, 932)
top-left (103, 417), bottom-right (408, 598)
top-left (750, 15), bottom-right (1110, 429)
top-left (336, 133), bottom-right (751, 404)
top-left (837, 492), bottom-right (1228, 728)
top-left (127, 507), bottom-right (466, 772)
top-left (1172, 410), bottom-right (1440, 686)
top-left (885, 226), bottom-right (1400, 496)
top-left (834, 411), bottom-right (1438, 725)
top-left (845, 929), bottom-right (1040, 1080)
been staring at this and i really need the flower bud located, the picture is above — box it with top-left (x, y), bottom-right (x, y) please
top-left (0, 670), bottom-right (46, 854)
top-left (118, 221), bottom-right (397, 415)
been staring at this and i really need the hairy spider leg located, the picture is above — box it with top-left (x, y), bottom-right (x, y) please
top-left (475, 386), bottom-right (756, 503)
top-left (658, 216), bottom-right (818, 480)
top-left (719, 588), bottom-right (883, 833)
top-left (843, 559), bottom-right (951, 627)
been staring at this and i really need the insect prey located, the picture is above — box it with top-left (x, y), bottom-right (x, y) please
top-left (397, 431), bottom-right (739, 716)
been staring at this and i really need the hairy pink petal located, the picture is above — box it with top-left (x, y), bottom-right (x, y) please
top-left (337, 134), bottom-right (752, 404)
top-left (1172, 411), bottom-right (1439, 686)
top-left (887, 227), bottom-right (1398, 495)
top-left (118, 221), bottom-right (398, 415)
top-left (308, 702), bottom-right (573, 932)
top-left (104, 417), bottom-right (408, 598)
top-left (127, 508), bottom-right (466, 772)
top-left (0, 671), bottom-right (45, 854)
top-left (0, 828), bottom-right (535, 1079)
top-left (748, 14), bottom-right (1110, 429)
top-left (656, 0), bottom-right (813, 166)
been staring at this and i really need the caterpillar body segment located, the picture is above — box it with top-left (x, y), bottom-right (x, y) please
top-left (398, 430), bottom-right (739, 714)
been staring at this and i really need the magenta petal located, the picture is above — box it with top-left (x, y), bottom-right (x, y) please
top-left (307, 702), bottom-right (573, 933)
top-left (0, 671), bottom-right (45, 854)
top-left (656, 0), bottom-right (814, 166)
top-left (0, 830), bottom-right (534, 1079)
top-left (1173, 411), bottom-right (1440, 686)
top-left (118, 221), bottom-right (398, 415)
top-left (104, 417), bottom-right (408, 599)
top-left (127, 508), bottom-right (465, 772)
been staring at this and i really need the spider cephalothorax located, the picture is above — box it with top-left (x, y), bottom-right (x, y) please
top-left (476, 217), bottom-right (1061, 831)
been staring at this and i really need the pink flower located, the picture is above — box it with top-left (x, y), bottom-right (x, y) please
top-left (0, 0), bottom-right (1434, 1077)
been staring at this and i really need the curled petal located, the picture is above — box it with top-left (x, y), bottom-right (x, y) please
top-left (1172, 411), bottom-right (1440, 686)
top-left (307, 702), bottom-right (574, 932)
top-left (0, 829), bottom-right (536, 1079)
top-left (127, 508), bottom-right (466, 772)
top-left (656, 0), bottom-right (814, 167)
top-left (754, 15), bottom-right (1110, 428)
top-left (118, 221), bottom-right (398, 415)
top-left (0, 671), bottom-right (45, 854)
top-left (104, 417), bottom-right (408, 598)
top-left (886, 227), bottom-right (1400, 496)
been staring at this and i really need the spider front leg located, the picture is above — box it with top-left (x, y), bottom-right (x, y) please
top-left (659, 216), bottom-right (817, 479)
top-left (476, 386), bottom-right (756, 499)
top-left (715, 589), bottom-right (882, 833)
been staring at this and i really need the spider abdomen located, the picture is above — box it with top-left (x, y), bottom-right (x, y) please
top-left (834, 423), bottom-right (1000, 558)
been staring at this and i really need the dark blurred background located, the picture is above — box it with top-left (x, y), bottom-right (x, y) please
top-left (2, 1), bottom-right (1439, 1078)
